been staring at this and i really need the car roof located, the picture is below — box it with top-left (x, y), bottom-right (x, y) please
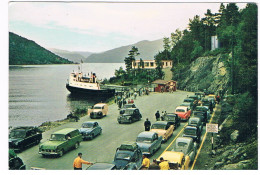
top-left (125, 108), bottom-right (136, 111)
top-left (53, 128), bottom-right (78, 135)
top-left (185, 125), bottom-right (197, 130)
top-left (158, 151), bottom-right (184, 163)
top-left (176, 136), bottom-right (193, 143)
top-left (153, 121), bottom-right (168, 125)
top-left (176, 106), bottom-right (188, 110)
top-left (94, 103), bottom-right (107, 107)
top-left (86, 163), bottom-right (115, 170)
top-left (137, 131), bottom-right (155, 138)
top-left (189, 117), bottom-right (201, 122)
top-left (82, 121), bottom-right (96, 124)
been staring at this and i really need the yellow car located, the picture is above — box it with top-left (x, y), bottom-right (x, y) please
top-left (157, 151), bottom-right (190, 170)
top-left (151, 121), bottom-right (174, 142)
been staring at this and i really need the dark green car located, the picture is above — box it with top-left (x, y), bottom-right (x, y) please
top-left (39, 128), bottom-right (82, 157)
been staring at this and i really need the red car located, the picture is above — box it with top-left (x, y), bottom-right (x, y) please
top-left (175, 106), bottom-right (191, 121)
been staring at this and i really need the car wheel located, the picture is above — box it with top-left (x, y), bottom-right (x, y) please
top-left (118, 121), bottom-right (121, 124)
top-left (59, 150), bottom-right (64, 157)
top-left (90, 134), bottom-right (94, 140)
top-left (74, 142), bottom-right (79, 149)
top-left (99, 130), bottom-right (102, 135)
top-left (35, 139), bottom-right (40, 145)
top-left (129, 118), bottom-right (132, 123)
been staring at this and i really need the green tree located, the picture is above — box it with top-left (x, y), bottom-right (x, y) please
top-left (124, 46), bottom-right (140, 72)
top-left (163, 37), bottom-right (171, 60)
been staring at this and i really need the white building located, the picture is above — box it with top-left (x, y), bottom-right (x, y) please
top-left (132, 60), bottom-right (172, 69)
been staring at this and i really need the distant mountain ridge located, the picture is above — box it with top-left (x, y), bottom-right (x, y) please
top-left (85, 39), bottom-right (164, 63)
top-left (9, 32), bottom-right (73, 65)
top-left (49, 48), bottom-right (93, 63)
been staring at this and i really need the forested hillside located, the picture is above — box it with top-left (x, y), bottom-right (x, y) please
top-left (9, 32), bottom-right (73, 65)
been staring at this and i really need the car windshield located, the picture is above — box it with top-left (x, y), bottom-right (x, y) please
top-left (165, 115), bottom-right (175, 121)
top-left (136, 137), bottom-right (152, 143)
top-left (124, 110), bottom-right (134, 115)
top-left (94, 106), bottom-right (102, 109)
top-left (190, 120), bottom-right (198, 125)
top-left (9, 130), bottom-right (26, 138)
top-left (82, 123), bottom-right (94, 128)
top-left (115, 152), bottom-right (131, 160)
top-left (151, 124), bottom-right (166, 130)
top-left (50, 134), bottom-right (66, 141)
top-left (176, 109), bottom-right (185, 112)
top-left (177, 142), bottom-right (188, 147)
top-left (184, 129), bottom-right (196, 135)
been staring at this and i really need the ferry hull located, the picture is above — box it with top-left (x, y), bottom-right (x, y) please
top-left (66, 84), bottom-right (115, 97)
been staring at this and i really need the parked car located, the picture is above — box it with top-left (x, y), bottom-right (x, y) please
top-left (9, 126), bottom-right (42, 152)
top-left (39, 128), bottom-right (82, 157)
top-left (117, 108), bottom-right (142, 124)
top-left (193, 106), bottom-right (210, 123)
top-left (79, 121), bottom-right (102, 140)
top-left (183, 98), bottom-right (196, 109)
top-left (188, 117), bottom-right (203, 134)
top-left (201, 98), bottom-right (213, 113)
top-left (136, 131), bottom-right (162, 156)
top-left (171, 137), bottom-right (198, 163)
top-left (207, 95), bottom-right (216, 108)
top-left (157, 151), bottom-right (190, 170)
top-left (113, 142), bottom-right (143, 170)
top-left (188, 95), bottom-right (199, 106)
top-left (183, 125), bottom-right (201, 143)
top-left (195, 92), bottom-right (205, 99)
top-left (119, 104), bottom-right (136, 114)
top-left (180, 102), bottom-right (193, 112)
top-left (150, 121), bottom-right (174, 142)
top-left (89, 103), bottom-right (108, 119)
top-left (164, 113), bottom-right (181, 129)
top-left (9, 149), bottom-right (26, 170)
top-left (86, 163), bottom-right (116, 170)
top-left (175, 106), bottom-right (191, 121)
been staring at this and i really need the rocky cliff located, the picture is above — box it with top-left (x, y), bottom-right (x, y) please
top-left (173, 55), bottom-right (231, 95)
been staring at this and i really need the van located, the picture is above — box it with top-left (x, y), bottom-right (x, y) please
top-left (88, 103), bottom-right (108, 119)
top-left (39, 128), bottom-right (82, 157)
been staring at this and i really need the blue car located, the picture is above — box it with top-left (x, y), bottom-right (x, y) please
top-left (136, 131), bottom-right (162, 156)
top-left (79, 122), bottom-right (102, 140)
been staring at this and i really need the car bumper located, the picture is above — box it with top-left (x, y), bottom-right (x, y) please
top-left (39, 151), bottom-right (58, 155)
top-left (82, 135), bottom-right (92, 139)
top-left (118, 118), bottom-right (131, 123)
top-left (90, 114), bottom-right (102, 118)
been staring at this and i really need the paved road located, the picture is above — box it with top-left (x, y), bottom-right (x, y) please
top-left (17, 90), bottom-right (194, 170)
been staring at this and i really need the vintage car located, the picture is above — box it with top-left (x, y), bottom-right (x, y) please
top-left (86, 163), bottom-right (116, 170)
top-left (193, 106), bottom-right (210, 123)
top-left (188, 117), bottom-right (203, 134)
top-left (183, 98), bottom-right (196, 109)
top-left (175, 106), bottom-right (191, 121)
top-left (157, 151), bottom-right (190, 170)
top-left (207, 95), bottom-right (216, 108)
top-left (180, 102), bottom-right (193, 111)
top-left (119, 103), bottom-right (136, 114)
top-left (188, 95), bottom-right (199, 106)
top-left (117, 108), bottom-right (142, 124)
top-left (113, 142), bottom-right (143, 170)
top-left (136, 131), bottom-right (162, 156)
top-left (183, 125), bottom-right (201, 143)
top-left (171, 137), bottom-right (198, 163)
top-left (39, 128), bottom-right (82, 157)
top-left (88, 103), bottom-right (108, 119)
top-left (201, 98), bottom-right (213, 113)
top-left (9, 126), bottom-right (42, 152)
top-left (150, 121), bottom-right (174, 142)
top-left (9, 149), bottom-right (26, 170)
top-left (195, 92), bottom-right (205, 99)
top-left (79, 121), bottom-right (102, 140)
top-left (164, 113), bottom-right (181, 129)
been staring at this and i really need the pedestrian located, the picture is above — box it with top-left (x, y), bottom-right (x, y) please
top-left (118, 100), bottom-right (122, 109)
top-left (123, 98), bottom-right (127, 105)
top-left (149, 159), bottom-right (160, 170)
top-left (141, 154), bottom-right (150, 170)
top-left (134, 92), bottom-right (137, 99)
top-left (216, 95), bottom-right (220, 104)
top-left (144, 118), bottom-right (151, 131)
top-left (159, 157), bottom-right (170, 170)
top-left (155, 111), bottom-right (160, 121)
top-left (73, 152), bottom-right (93, 170)
top-left (161, 111), bottom-right (166, 121)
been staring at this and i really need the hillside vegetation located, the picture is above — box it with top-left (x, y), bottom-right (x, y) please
top-left (9, 32), bottom-right (73, 65)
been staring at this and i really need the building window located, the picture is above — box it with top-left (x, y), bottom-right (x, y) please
top-left (150, 62), bottom-right (154, 67)
top-left (145, 62), bottom-right (149, 67)
top-left (166, 62), bottom-right (168, 66)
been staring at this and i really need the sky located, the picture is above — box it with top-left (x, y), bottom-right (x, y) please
top-left (8, 0), bottom-right (248, 53)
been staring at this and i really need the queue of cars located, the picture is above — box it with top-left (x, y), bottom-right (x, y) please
top-left (9, 91), bottom-right (217, 170)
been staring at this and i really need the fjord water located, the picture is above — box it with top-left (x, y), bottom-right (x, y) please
top-left (9, 63), bottom-right (124, 127)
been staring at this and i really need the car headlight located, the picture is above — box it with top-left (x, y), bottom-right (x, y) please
top-left (15, 142), bottom-right (19, 146)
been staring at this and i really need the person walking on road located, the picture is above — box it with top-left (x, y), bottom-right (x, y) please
top-left (155, 111), bottom-right (160, 121)
top-left (159, 157), bottom-right (170, 170)
top-left (73, 152), bottom-right (93, 170)
top-left (144, 118), bottom-right (151, 131)
top-left (141, 154), bottom-right (150, 170)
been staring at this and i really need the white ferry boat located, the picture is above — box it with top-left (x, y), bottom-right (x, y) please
top-left (66, 70), bottom-right (115, 97)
